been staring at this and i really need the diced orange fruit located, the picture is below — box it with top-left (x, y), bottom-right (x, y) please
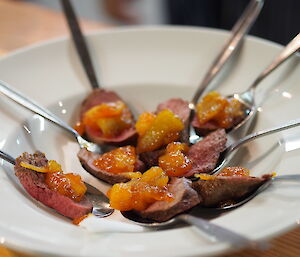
top-left (159, 142), bottom-right (192, 177)
top-left (194, 166), bottom-right (251, 180)
top-left (136, 110), bottom-right (184, 153)
top-left (218, 167), bottom-right (250, 177)
top-left (72, 214), bottom-right (91, 225)
top-left (82, 101), bottom-right (133, 137)
top-left (107, 167), bottom-right (173, 211)
top-left (135, 112), bottom-right (156, 137)
top-left (196, 91), bottom-right (244, 129)
top-left (139, 166), bottom-right (169, 187)
top-left (20, 160), bottom-right (62, 173)
top-left (93, 146), bottom-right (137, 174)
top-left (96, 117), bottom-right (129, 137)
top-left (196, 91), bottom-right (228, 125)
top-left (165, 142), bottom-right (189, 154)
top-left (194, 173), bottom-right (216, 180)
top-left (122, 172), bottom-right (143, 179)
top-left (214, 99), bottom-right (243, 129)
top-left (107, 183), bottom-right (133, 211)
top-left (45, 172), bottom-right (87, 202)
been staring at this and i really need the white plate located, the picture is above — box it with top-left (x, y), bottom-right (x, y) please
top-left (0, 26), bottom-right (300, 257)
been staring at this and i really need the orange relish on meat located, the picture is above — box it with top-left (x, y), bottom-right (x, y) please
top-left (159, 142), bottom-right (192, 177)
top-left (107, 167), bottom-right (173, 211)
top-left (136, 109), bottom-right (184, 153)
top-left (196, 91), bottom-right (244, 129)
top-left (20, 159), bottom-right (87, 202)
top-left (75, 101), bottom-right (134, 138)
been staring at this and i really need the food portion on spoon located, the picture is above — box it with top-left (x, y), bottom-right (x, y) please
top-left (187, 32), bottom-right (300, 143)
top-left (0, 150), bottom-right (114, 222)
top-left (107, 165), bottom-right (273, 222)
top-left (62, 0), bottom-right (264, 148)
top-left (192, 91), bottom-right (247, 136)
top-left (78, 129), bottom-right (227, 184)
top-left (74, 89), bottom-right (137, 145)
top-left (61, 0), bottom-right (137, 146)
top-left (11, 151), bottom-right (92, 220)
top-left (193, 167), bottom-right (272, 208)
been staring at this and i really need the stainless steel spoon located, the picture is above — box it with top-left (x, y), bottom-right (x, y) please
top-left (0, 150), bottom-right (113, 217)
top-left (60, 0), bottom-right (100, 89)
top-left (211, 118), bottom-right (300, 174)
top-left (185, 0), bottom-right (264, 143)
top-left (0, 80), bottom-right (102, 154)
top-left (61, 0), bottom-right (264, 146)
top-left (122, 211), bottom-right (268, 250)
top-left (213, 174), bottom-right (300, 211)
top-left (189, 33), bottom-right (300, 145)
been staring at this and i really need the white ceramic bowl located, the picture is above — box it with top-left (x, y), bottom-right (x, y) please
top-left (0, 26), bottom-right (299, 257)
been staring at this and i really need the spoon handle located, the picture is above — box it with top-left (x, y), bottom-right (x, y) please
top-left (249, 33), bottom-right (300, 91)
top-left (0, 150), bottom-right (15, 165)
top-left (274, 175), bottom-right (300, 181)
top-left (191, 0), bottom-right (264, 104)
top-left (229, 118), bottom-right (300, 153)
top-left (178, 214), bottom-right (268, 250)
top-left (0, 80), bottom-right (79, 139)
top-left (61, 0), bottom-right (100, 90)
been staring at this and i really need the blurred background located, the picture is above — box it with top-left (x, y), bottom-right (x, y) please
top-left (26, 0), bottom-right (300, 44)
top-left (5, 0), bottom-right (300, 46)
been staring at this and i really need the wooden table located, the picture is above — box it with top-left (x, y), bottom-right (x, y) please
top-left (0, 0), bottom-right (299, 256)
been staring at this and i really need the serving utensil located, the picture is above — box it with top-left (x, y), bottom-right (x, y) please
top-left (185, 0), bottom-right (264, 144)
top-left (122, 211), bottom-right (268, 250)
top-left (189, 33), bottom-right (300, 145)
top-left (212, 174), bottom-right (300, 210)
top-left (211, 118), bottom-right (300, 174)
top-left (61, 0), bottom-right (265, 146)
top-left (0, 150), bottom-right (113, 217)
top-left (0, 80), bottom-right (102, 154)
top-left (60, 0), bottom-right (100, 89)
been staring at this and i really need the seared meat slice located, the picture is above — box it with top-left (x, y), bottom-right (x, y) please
top-left (78, 148), bottom-right (145, 185)
top-left (15, 152), bottom-right (92, 219)
top-left (192, 174), bottom-right (272, 207)
top-left (137, 178), bottom-right (201, 222)
top-left (192, 117), bottom-right (219, 136)
top-left (156, 98), bottom-right (190, 123)
top-left (81, 88), bottom-right (137, 145)
top-left (139, 149), bottom-right (165, 168)
top-left (186, 129), bottom-right (227, 176)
